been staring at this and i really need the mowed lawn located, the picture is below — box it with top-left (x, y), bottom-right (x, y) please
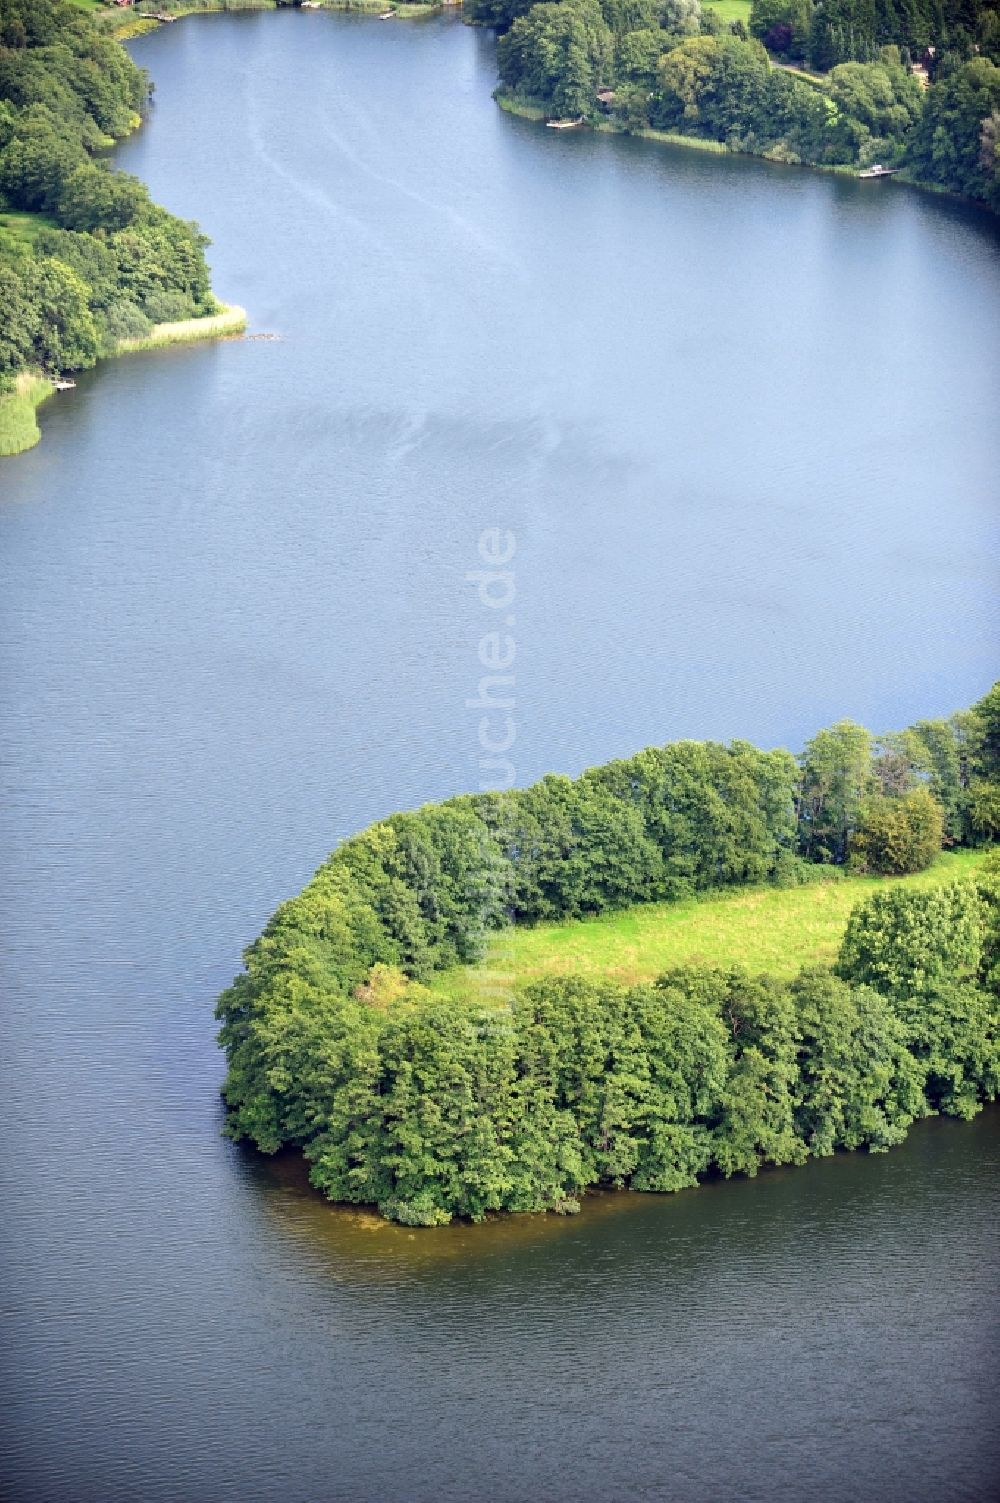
top-left (0, 210), bottom-right (57, 247)
top-left (702, 0), bottom-right (753, 23)
top-left (429, 848), bottom-right (990, 1001)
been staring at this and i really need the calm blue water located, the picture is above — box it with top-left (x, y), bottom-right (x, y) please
top-left (0, 12), bottom-right (997, 1502)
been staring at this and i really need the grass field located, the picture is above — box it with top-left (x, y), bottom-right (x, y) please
top-left (0, 211), bottom-right (58, 249)
top-left (429, 848), bottom-right (991, 1002)
top-left (702, 0), bottom-right (752, 24)
top-left (772, 60), bottom-right (829, 87)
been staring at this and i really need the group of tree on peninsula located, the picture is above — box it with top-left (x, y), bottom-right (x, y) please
top-left (0, 0), bottom-right (217, 397)
top-left (216, 685), bottom-right (1000, 1225)
top-left (478, 0), bottom-right (1000, 208)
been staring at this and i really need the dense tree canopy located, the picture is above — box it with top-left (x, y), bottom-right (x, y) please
top-left (906, 55), bottom-right (1000, 208)
top-left (0, 0), bottom-right (216, 390)
top-left (836, 884), bottom-right (999, 1117)
top-left (498, 0), bottom-right (615, 117)
top-left (808, 0), bottom-right (999, 69)
top-left (221, 903), bottom-right (998, 1225)
top-left (750, 0), bottom-right (813, 59)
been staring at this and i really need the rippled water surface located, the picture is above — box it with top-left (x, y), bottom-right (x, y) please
top-left (1, 12), bottom-right (998, 1502)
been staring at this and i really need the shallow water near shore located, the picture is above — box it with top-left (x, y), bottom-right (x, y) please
top-left (1, 11), bottom-right (998, 1502)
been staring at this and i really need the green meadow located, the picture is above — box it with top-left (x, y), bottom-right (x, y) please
top-left (701, 0), bottom-right (753, 24)
top-left (0, 210), bottom-right (57, 248)
top-left (429, 847), bottom-right (991, 1002)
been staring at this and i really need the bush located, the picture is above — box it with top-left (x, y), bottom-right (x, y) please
top-left (836, 884), bottom-right (984, 998)
top-left (770, 849), bottom-right (845, 887)
top-left (889, 979), bottom-right (1000, 1119)
top-left (969, 781), bottom-right (1000, 841)
top-left (976, 850), bottom-right (1000, 993)
top-left (141, 288), bottom-right (196, 325)
top-left (849, 785), bottom-right (945, 875)
top-left (96, 298), bottom-right (150, 350)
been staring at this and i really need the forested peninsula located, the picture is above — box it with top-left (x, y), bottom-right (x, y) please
top-left (485, 0), bottom-right (1000, 206)
top-left (217, 684), bottom-right (1000, 1226)
top-left (0, 0), bottom-right (238, 457)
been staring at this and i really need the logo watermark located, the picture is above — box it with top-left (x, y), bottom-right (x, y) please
top-left (466, 527), bottom-right (517, 792)
top-left (467, 528), bottom-right (518, 1003)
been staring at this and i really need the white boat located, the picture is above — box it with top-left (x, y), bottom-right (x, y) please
top-left (857, 164), bottom-right (899, 179)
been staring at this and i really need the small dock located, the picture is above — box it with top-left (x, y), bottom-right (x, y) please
top-left (857, 164), bottom-right (899, 179)
top-left (546, 117), bottom-right (584, 130)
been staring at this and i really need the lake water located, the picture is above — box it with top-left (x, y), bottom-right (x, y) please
top-left (1, 11), bottom-right (998, 1501)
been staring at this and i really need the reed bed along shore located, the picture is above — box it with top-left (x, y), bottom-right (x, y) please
top-left (114, 302), bottom-right (248, 354)
top-left (0, 374), bottom-right (55, 459)
top-left (0, 306), bottom-right (248, 460)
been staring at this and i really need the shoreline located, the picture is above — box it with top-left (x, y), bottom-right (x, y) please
top-left (0, 304), bottom-right (247, 460)
top-left (0, 374), bottom-right (56, 460)
top-left (9, 2), bottom-right (989, 463)
top-left (105, 3), bottom-right (998, 211)
top-left (114, 301), bottom-right (248, 355)
top-left (110, 9), bottom-right (999, 216)
top-left (495, 92), bottom-right (997, 207)
top-left (498, 92), bottom-right (881, 176)
top-left (107, 0), bottom-right (457, 39)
